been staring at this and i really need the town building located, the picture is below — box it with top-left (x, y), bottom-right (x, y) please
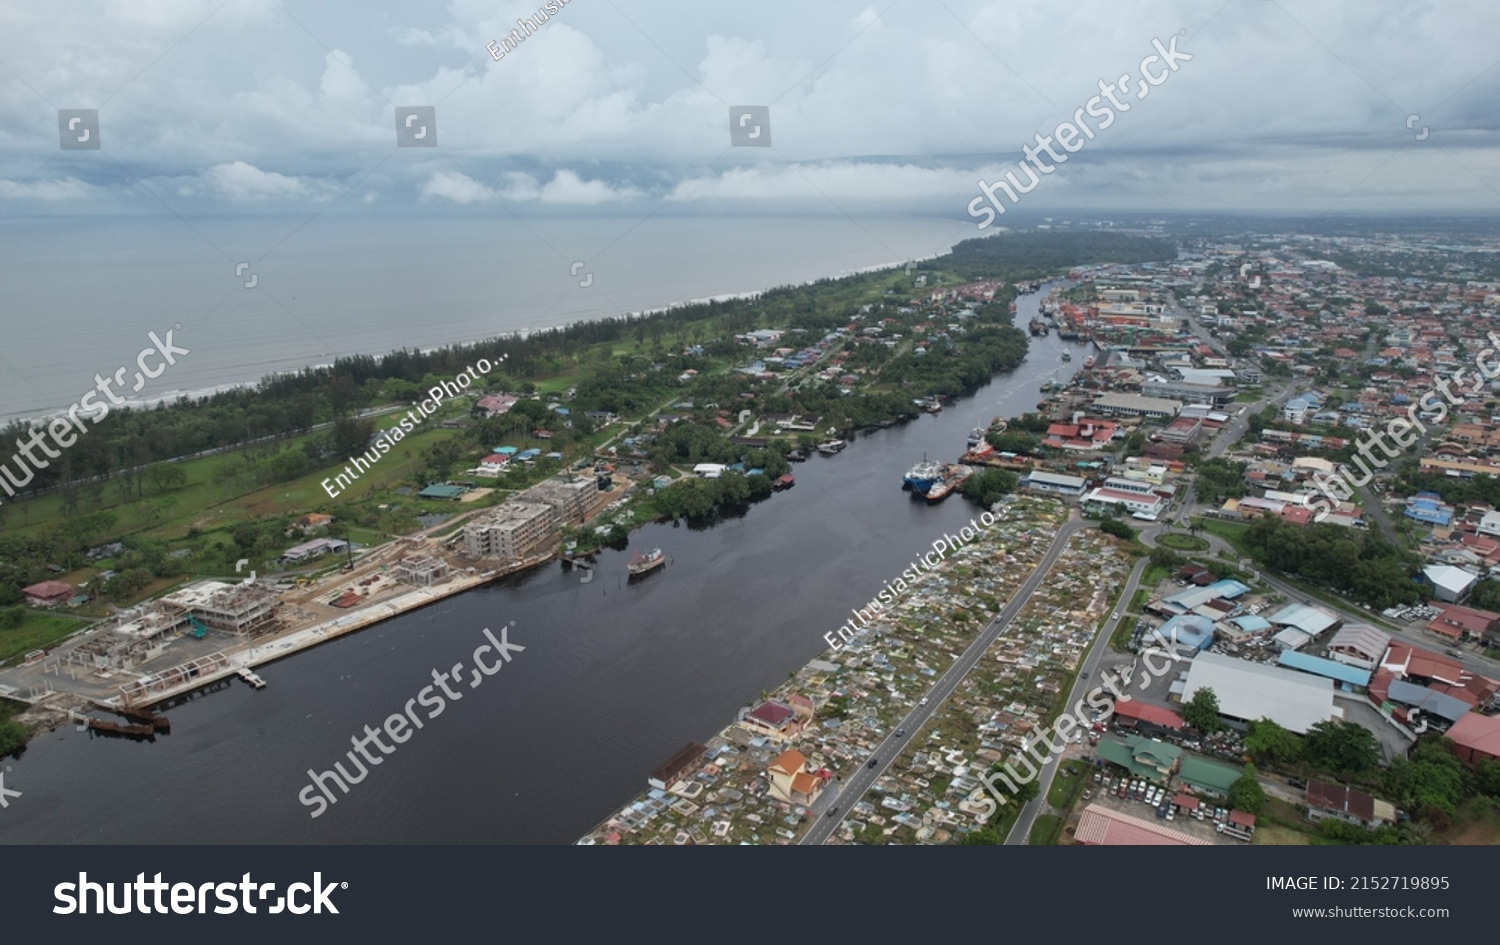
top-left (765, 749), bottom-right (827, 806)
top-left (1179, 650), bottom-right (1341, 734)
top-left (1305, 780), bottom-right (1396, 828)
top-left (1090, 392), bottom-right (1181, 419)
top-left (22, 580), bottom-right (73, 608)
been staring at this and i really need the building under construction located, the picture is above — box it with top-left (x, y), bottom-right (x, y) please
top-left (528, 475), bottom-right (611, 526)
top-left (463, 501), bottom-right (559, 560)
top-left (161, 580), bottom-right (283, 635)
top-left (395, 554), bottom-right (453, 586)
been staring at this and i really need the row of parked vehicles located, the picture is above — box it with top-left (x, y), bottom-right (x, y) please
top-left (1096, 772), bottom-right (1230, 825)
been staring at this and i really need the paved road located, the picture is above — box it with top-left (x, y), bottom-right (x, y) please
top-left (799, 511), bottom-right (1088, 845)
top-left (1005, 551), bottom-right (1151, 844)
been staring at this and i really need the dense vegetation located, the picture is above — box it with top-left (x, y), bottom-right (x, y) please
top-left (1239, 515), bottom-right (1420, 608)
top-left (938, 232), bottom-right (1176, 282)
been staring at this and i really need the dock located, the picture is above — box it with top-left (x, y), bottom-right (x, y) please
top-left (111, 551), bottom-right (554, 710)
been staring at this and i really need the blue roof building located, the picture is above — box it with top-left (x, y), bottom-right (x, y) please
top-left (1277, 650), bottom-right (1371, 690)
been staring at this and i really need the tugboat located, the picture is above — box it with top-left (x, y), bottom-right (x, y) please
top-left (628, 547), bottom-right (666, 578)
top-left (1061, 351), bottom-right (1072, 362)
top-left (924, 464), bottom-right (974, 503)
top-left (903, 460), bottom-right (943, 494)
top-left (1028, 318), bottom-right (1049, 336)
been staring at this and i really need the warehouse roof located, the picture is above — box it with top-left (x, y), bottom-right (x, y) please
top-left (1277, 650), bottom-right (1372, 687)
top-left (1181, 650), bottom-right (1341, 734)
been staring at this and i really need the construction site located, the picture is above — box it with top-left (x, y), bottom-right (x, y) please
top-left (0, 470), bottom-right (637, 723)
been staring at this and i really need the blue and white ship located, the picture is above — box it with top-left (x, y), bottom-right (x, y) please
top-left (902, 460), bottom-right (943, 494)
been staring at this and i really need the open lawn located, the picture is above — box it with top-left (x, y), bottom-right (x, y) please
top-left (1156, 532), bottom-right (1210, 552)
top-left (1029, 814), bottom-right (1063, 845)
top-left (1252, 824), bottom-right (1313, 845)
top-left (1434, 797), bottom-right (1500, 845)
top-left (1201, 518), bottom-right (1251, 553)
top-left (0, 610), bottom-right (90, 664)
top-left (1048, 760), bottom-right (1086, 808)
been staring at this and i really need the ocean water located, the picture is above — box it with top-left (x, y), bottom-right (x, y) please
top-left (0, 211), bottom-right (975, 422)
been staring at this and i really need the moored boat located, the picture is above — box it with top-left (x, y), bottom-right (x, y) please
top-left (903, 460), bottom-right (942, 494)
top-left (628, 547), bottom-right (665, 577)
top-left (925, 464), bottom-right (973, 503)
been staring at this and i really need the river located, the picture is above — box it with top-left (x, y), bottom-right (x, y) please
top-left (0, 287), bottom-right (1090, 844)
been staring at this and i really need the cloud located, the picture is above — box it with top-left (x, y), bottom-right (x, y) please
top-left (421, 170), bottom-right (496, 204)
top-left (203, 161), bottom-right (318, 201)
top-left (0, 177), bottom-right (93, 200)
top-left (421, 169), bottom-right (640, 205)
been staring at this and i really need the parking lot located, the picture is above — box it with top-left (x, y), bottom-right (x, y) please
top-left (1075, 770), bottom-right (1243, 845)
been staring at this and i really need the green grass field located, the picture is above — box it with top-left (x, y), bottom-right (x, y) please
top-left (0, 610), bottom-right (90, 665)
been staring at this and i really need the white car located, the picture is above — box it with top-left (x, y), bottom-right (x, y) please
top-left (919, 697), bottom-right (929, 706)
top-left (1112, 612), bottom-right (1121, 621)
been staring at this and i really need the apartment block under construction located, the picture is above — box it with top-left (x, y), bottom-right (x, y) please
top-left (463, 501), bottom-right (559, 559)
top-left (528, 475), bottom-right (611, 525)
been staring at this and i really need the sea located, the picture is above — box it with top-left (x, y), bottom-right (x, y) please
top-left (0, 211), bottom-right (978, 423)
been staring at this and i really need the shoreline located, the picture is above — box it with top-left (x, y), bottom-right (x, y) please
top-left (1, 250), bottom-right (954, 425)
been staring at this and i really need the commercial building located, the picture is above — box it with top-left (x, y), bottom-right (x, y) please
top-left (1420, 565), bottom-right (1479, 604)
top-left (1141, 378), bottom-right (1234, 406)
top-left (1020, 471), bottom-right (1088, 496)
top-left (462, 501), bottom-right (559, 559)
top-left (1073, 804), bottom-right (1209, 846)
top-left (281, 537), bottom-right (349, 563)
top-left (1082, 487), bottom-right (1164, 517)
top-left (1178, 650), bottom-right (1341, 734)
top-left (1326, 623), bottom-right (1390, 670)
top-left (1276, 650), bottom-right (1371, 691)
top-left (1447, 713), bottom-right (1500, 765)
top-left (1090, 393), bottom-right (1181, 420)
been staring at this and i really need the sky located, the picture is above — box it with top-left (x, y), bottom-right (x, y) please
top-left (1, 0), bottom-right (1497, 220)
